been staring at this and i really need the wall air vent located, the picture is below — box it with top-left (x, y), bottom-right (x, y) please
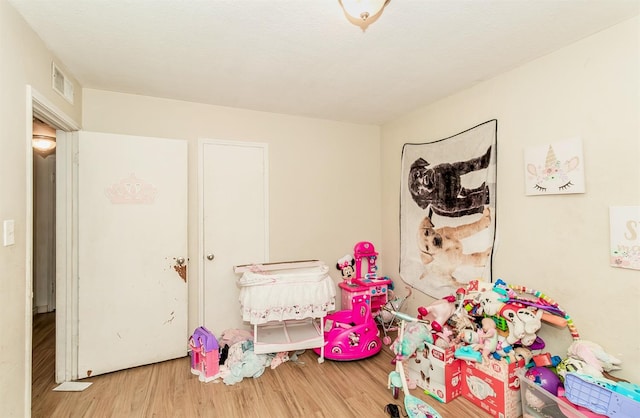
top-left (52, 62), bottom-right (74, 104)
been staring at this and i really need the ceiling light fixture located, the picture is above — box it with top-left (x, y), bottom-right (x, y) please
top-left (339, 0), bottom-right (390, 30)
top-left (32, 118), bottom-right (56, 158)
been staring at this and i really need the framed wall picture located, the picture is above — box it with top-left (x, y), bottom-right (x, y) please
top-left (609, 206), bottom-right (640, 270)
top-left (524, 138), bottom-right (585, 195)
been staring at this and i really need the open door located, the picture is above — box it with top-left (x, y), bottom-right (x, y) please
top-left (74, 131), bottom-right (188, 378)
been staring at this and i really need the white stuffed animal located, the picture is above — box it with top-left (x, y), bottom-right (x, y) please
top-left (500, 304), bottom-right (542, 346)
top-left (517, 307), bottom-right (543, 335)
top-left (478, 289), bottom-right (506, 316)
top-left (567, 340), bottom-right (622, 374)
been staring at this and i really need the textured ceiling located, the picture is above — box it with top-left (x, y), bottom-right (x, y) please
top-left (9, 0), bottom-right (640, 125)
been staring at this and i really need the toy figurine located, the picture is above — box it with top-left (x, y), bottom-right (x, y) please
top-left (473, 317), bottom-right (498, 360)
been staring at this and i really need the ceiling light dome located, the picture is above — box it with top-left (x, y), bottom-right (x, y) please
top-left (340, 0), bottom-right (390, 30)
top-left (32, 118), bottom-right (56, 157)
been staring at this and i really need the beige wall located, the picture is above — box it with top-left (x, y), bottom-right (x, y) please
top-left (0, 2), bottom-right (82, 417)
top-left (81, 89), bottom-right (382, 332)
top-left (381, 17), bottom-right (640, 382)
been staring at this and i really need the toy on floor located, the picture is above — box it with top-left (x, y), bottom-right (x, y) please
top-left (313, 293), bottom-right (382, 361)
top-left (387, 309), bottom-right (443, 418)
top-left (189, 326), bottom-right (220, 382)
top-left (338, 241), bottom-right (393, 316)
top-left (389, 311), bottom-right (433, 362)
top-left (378, 285), bottom-right (412, 345)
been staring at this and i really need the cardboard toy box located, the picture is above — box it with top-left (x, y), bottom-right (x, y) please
top-left (406, 343), bottom-right (462, 403)
top-left (405, 348), bottom-right (430, 391)
top-left (461, 357), bottom-right (525, 418)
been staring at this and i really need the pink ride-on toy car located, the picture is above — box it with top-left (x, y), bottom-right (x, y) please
top-left (314, 294), bottom-right (382, 361)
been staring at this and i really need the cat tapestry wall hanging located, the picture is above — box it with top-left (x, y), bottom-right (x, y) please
top-left (400, 120), bottom-right (497, 298)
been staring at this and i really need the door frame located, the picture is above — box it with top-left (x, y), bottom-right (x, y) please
top-left (53, 130), bottom-right (79, 382)
top-left (27, 86), bottom-right (81, 390)
top-left (197, 139), bottom-right (270, 325)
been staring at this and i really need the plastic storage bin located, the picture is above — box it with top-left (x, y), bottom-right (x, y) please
top-left (518, 369), bottom-right (592, 418)
top-left (564, 372), bottom-right (640, 418)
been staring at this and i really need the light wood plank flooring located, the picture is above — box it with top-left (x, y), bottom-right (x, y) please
top-left (32, 312), bottom-right (495, 417)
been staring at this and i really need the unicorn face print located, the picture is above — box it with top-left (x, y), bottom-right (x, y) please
top-left (524, 138), bottom-right (585, 195)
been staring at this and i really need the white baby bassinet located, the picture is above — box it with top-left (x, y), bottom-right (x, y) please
top-left (234, 260), bottom-right (336, 363)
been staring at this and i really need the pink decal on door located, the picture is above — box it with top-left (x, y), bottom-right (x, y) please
top-left (105, 173), bottom-right (157, 204)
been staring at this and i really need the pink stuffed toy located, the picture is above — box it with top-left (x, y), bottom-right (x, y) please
top-left (417, 295), bottom-right (456, 333)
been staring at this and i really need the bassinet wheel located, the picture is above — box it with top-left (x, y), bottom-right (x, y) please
top-left (392, 386), bottom-right (400, 399)
top-left (317, 357), bottom-right (324, 364)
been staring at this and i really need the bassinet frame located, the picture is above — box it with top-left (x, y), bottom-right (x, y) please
top-left (234, 260), bottom-right (336, 363)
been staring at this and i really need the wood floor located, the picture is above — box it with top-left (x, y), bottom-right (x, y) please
top-left (32, 312), bottom-right (494, 417)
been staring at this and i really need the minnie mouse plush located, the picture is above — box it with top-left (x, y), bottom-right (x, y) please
top-left (336, 254), bottom-right (355, 282)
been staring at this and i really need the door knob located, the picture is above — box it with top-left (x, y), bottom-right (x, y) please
top-left (206, 254), bottom-right (215, 261)
top-left (176, 257), bottom-right (185, 265)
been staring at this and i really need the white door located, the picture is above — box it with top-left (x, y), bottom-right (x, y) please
top-left (77, 131), bottom-right (188, 379)
top-left (200, 140), bottom-right (268, 335)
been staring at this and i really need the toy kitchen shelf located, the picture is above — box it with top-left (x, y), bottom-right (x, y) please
top-left (339, 277), bottom-right (392, 313)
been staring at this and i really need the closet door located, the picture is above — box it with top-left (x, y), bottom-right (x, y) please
top-left (199, 140), bottom-right (268, 335)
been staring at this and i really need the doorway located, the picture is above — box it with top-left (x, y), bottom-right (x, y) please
top-left (32, 119), bottom-right (56, 316)
top-left (28, 87), bottom-right (81, 410)
top-left (31, 118), bottom-right (57, 418)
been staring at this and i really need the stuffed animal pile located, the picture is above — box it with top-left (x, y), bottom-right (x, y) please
top-left (414, 278), bottom-right (624, 375)
top-left (414, 278), bottom-right (547, 364)
top-left (406, 278), bottom-right (637, 418)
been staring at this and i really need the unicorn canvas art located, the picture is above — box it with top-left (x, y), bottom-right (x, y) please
top-left (524, 138), bottom-right (585, 195)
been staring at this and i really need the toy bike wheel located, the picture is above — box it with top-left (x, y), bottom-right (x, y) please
top-left (392, 386), bottom-right (399, 399)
